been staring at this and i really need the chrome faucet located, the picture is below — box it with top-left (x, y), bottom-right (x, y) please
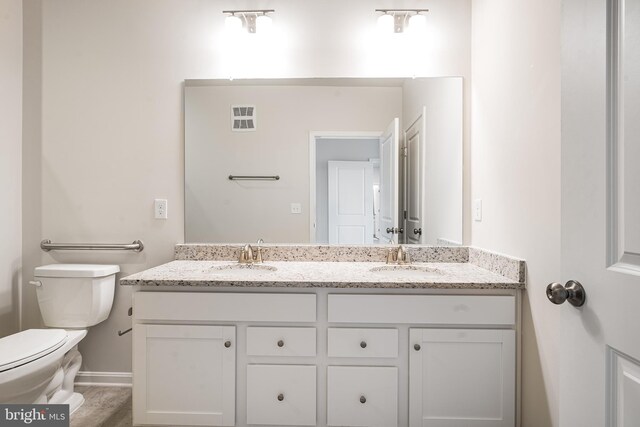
top-left (386, 245), bottom-right (410, 265)
top-left (239, 243), bottom-right (263, 264)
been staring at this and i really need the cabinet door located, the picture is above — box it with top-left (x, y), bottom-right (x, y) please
top-left (133, 324), bottom-right (235, 426)
top-left (327, 366), bottom-right (398, 427)
top-left (409, 329), bottom-right (515, 427)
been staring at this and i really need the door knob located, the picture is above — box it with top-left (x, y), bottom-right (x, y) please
top-left (546, 280), bottom-right (586, 307)
top-left (277, 393), bottom-right (284, 401)
top-left (413, 228), bottom-right (422, 235)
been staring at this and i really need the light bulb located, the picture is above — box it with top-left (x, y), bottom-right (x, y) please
top-left (225, 14), bottom-right (243, 34)
top-left (256, 14), bottom-right (273, 34)
top-left (408, 13), bottom-right (427, 35)
top-left (377, 14), bottom-right (394, 34)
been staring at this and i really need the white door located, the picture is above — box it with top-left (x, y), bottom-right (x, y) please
top-left (560, 0), bottom-right (640, 426)
top-left (328, 161), bottom-right (374, 244)
top-left (405, 109), bottom-right (427, 244)
top-left (379, 118), bottom-right (400, 243)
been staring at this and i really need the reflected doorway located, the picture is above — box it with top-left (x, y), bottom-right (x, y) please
top-left (309, 133), bottom-right (382, 244)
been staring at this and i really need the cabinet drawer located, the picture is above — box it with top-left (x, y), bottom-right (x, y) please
top-left (247, 327), bottom-right (316, 357)
top-left (328, 294), bottom-right (515, 326)
top-left (247, 365), bottom-right (316, 426)
top-left (327, 366), bottom-right (398, 427)
top-left (134, 292), bottom-right (316, 322)
top-left (328, 328), bottom-right (398, 358)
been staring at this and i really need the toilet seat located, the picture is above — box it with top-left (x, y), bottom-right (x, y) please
top-left (0, 329), bottom-right (68, 372)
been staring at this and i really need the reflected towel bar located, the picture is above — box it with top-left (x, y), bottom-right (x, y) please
top-left (40, 239), bottom-right (144, 252)
top-left (228, 175), bottom-right (280, 181)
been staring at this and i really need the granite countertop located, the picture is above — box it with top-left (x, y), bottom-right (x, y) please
top-left (120, 260), bottom-right (524, 290)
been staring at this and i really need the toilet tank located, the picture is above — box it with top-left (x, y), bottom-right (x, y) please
top-left (34, 264), bottom-right (120, 328)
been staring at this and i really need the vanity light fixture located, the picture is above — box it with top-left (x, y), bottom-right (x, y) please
top-left (375, 9), bottom-right (429, 34)
top-left (223, 9), bottom-right (275, 34)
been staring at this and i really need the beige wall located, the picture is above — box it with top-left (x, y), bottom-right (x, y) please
top-left (471, 1), bottom-right (561, 426)
top-left (185, 84), bottom-right (402, 243)
top-left (21, 0), bottom-right (472, 374)
top-left (0, 0), bottom-right (22, 337)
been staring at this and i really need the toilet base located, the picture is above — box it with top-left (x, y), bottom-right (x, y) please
top-left (66, 392), bottom-right (85, 414)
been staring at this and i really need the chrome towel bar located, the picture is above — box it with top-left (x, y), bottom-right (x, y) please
top-left (228, 175), bottom-right (280, 181)
top-left (40, 239), bottom-right (144, 252)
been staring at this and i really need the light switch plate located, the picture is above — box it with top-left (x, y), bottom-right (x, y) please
top-left (473, 199), bottom-right (482, 222)
top-left (290, 203), bottom-right (302, 214)
top-left (155, 199), bottom-right (168, 219)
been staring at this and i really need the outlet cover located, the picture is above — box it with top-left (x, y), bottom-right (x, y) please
top-left (473, 199), bottom-right (482, 222)
top-left (155, 199), bottom-right (168, 219)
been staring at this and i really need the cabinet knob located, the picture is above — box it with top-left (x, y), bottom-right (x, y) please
top-left (414, 343), bottom-right (421, 351)
top-left (360, 395), bottom-right (367, 404)
top-left (277, 340), bottom-right (285, 348)
top-left (224, 340), bottom-right (231, 348)
top-left (277, 393), bottom-right (284, 402)
top-left (360, 341), bottom-right (367, 349)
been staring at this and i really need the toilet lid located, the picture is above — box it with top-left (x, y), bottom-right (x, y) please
top-left (0, 329), bottom-right (68, 372)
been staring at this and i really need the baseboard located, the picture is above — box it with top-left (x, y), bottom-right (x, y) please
top-left (75, 371), bottom-right (132, 387)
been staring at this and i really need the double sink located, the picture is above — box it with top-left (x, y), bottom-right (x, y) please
top-left (207, 262), bottom-right (443, 280)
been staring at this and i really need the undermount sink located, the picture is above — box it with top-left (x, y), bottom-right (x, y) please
top-left (369, 265), bottom-right (443, 279)
top-left (208, 264), bottom-right (278, 275)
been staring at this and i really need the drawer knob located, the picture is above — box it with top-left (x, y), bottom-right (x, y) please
top-left (277, 340), bottom-right (285, 348)
top-left (414, 343), bottom-right (421, 351)
top-left (224, 340), bottom-right (231, 348)
top-left (360, 395), bottom-right (367, 404)
top-left (277, 393), bottom-right (284, 402)
top-left (360, 341), bottom-right (367, 349)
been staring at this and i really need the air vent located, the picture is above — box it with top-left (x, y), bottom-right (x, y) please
top-left (231, 105), bottom-right (256, 132)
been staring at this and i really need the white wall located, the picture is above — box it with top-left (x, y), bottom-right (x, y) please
top-left (471, 1), bottom-right (561, 426)
top-left (0, 0), bottom-right (22, 337)
top-left (22, 0), bottom-right (471, 375)
top-left (403, 78), bottom-right (463, 245)
top-left (185, 85), bottom-right (400, 243)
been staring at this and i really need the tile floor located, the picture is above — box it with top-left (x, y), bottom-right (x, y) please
top-left (70, 386), bottom-right (132, 427)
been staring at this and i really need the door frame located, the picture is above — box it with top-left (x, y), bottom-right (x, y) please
top-left (308, 131), bottom-right (383, 243)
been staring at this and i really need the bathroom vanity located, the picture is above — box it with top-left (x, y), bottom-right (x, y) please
top-left (121, 245), bottom-right (525, 427)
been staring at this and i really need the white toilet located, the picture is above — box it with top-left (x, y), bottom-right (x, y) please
top-left (0, 264), bottom-right (119, 413)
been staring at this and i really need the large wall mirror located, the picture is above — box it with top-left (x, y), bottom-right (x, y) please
top-left (185, 77), bottom-right (462, 245)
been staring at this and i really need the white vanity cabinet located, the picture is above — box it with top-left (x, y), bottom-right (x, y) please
top-left (132, 292), bottom-right (317, 427)
top-left (131, 290), bottom-right (519, 427)
top-left (328, 294), bottom-right (517, 427)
